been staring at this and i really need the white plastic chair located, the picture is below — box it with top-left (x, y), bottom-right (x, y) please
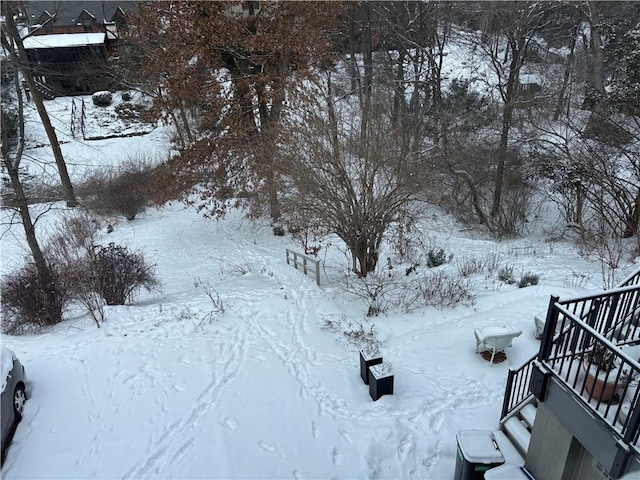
top-left (475, 325), bottom-right (522, 364)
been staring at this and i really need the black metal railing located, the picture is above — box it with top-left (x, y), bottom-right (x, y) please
top-left (556, 285), bottom-right (640, 345)
top-left (619, 269), bottom-right (640, 288)
top-left (540, 300), bottom-right (640, 448)
top-left (500, 356), bottom-right (537, 419)
top-left (501, 272), bottom-right (640, 436)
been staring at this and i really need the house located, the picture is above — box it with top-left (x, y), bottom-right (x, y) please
top-left (19, 2), bottom-right (135, 96)
top-left (492, 271), bottom-right (640, 479)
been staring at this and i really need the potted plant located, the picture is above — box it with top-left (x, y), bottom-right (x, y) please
top-left (582, 344), bottom-right (630, 402)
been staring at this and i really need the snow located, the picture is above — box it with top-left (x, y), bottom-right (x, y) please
top-left (455, 429), bottom-right (504, 464)
top-left (1, 347), bottom-right (16, 393)
top-left (1, 94), bottom-right (638, 479)
top-left (22, 32), bottom-right (106, 50)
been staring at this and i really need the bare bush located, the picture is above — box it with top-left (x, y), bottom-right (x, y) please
top-left (578, 231), bottom-right (629, 288)
top-left (456, 255), bottom-right (485, 277)
top-left (388, 216), bottom-right (424, 265)
top-left (91, 243), bottom-right (160, 305)
top-left (320, 314), bottom-right (383, 352)
top-left (194, 277), bottom-right (225, 324)
top-left (1, 262), bottom-right (71, 334)
top-left (47, 213), bottom-right (105, 327)
top-left (81, 156), bottom-right (157, 220)
top-left (483, 251), bottom-right (503, 275)
top-left (217, 257), bottom-right (253, 277)
top-left (404, 271), bottom-right (476, 310)
top-left (342, 272), bottom-right (404, 317)
top-left (457, 251), bottom-right (503, 278)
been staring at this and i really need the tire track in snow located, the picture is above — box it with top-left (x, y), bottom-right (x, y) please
top-left (122, 320), bottom-right (250, 479)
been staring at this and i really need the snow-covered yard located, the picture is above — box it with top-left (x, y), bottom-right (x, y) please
top-left (1, 95), bottom-right (637, 479)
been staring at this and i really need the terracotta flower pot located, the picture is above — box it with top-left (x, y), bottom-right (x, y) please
top-left (582, 363), bottom-right (628, 402)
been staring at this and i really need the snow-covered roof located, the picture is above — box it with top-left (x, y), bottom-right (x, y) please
top-left (23, 32), bottom-right (106, 50)
top-left (520, 73), bottom-right (542, 85)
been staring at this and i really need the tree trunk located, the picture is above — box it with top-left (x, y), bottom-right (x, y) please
top-left (623, 188), bottom-right (640, 238)
top-left (584, 1), bottom-right (608, 137)
top-left (553, 22), bottom-right (578, 121)
top-left (491, 37), bottom-right (520, 218)
top-left (178, 102), bottom-right (194, 144)
top-left (4, 11), bottom-right (78, 207)
top-left (2, 66), bottom-right (57, 310)
top-left (350, 240), bottom-right (379, 277)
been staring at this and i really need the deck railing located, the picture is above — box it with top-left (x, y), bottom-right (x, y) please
top-left (501, 272), bottom-right (640, 443)
top-left (539, 299), bottom-right (640, 449)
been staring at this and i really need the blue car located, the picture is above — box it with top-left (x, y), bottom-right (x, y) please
top-left (1, 347), bottom-right (27, 463)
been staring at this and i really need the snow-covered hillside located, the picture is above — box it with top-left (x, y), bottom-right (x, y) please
top-left (1, 94), bottom-right (637, 479)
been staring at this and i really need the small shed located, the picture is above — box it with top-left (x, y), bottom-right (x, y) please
top-left (517, 73), bottom-right (542, 98)
top-left (23, 32), bottom-right (110, 95)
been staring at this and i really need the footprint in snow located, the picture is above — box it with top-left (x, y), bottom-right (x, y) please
top-left (259, 441), bottom-right (276, 452)
top-left (224, 417), bottom-right (239, 431)
top-left (398, 433), bottom-right (414, 461)
top-left (339, 430), bottom-right (353, 444)
top-left (311, 421), bottom-right (319, 439)
top-left (173, 383), bottom-right (186, 392)
top-left (332, 447), bottom-right (343, 466)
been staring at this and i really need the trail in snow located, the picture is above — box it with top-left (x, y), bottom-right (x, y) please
top-left (122, 319), bottom-right (250, 479)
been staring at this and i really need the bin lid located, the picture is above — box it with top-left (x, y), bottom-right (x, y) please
top-left (456, 430), bottom-right (505, 464)
top-left (484, 463), bottom-right (532, 479)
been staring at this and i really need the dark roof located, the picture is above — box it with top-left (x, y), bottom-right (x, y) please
top-left (24, 1), bottom-right (138, 25)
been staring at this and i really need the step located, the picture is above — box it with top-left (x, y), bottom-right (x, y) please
top-left (504, 417), bottom-right (531, 456)
top-left (520, 403), bottom-right (537, 430)
top-left (492, 430), bottom-right (525, 466)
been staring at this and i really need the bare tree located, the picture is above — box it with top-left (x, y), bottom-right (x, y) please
top-left (1, 51), bottom-right (60, 322)
top-left (1, 1), bottom-right (78, 207)
top-left (280, 74), bottom-right (427, 277)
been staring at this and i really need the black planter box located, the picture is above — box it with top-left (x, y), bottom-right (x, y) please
top-left (360, 350), bottom-right (383, 385)
top-left (368, 364), bottom-right (394, 401)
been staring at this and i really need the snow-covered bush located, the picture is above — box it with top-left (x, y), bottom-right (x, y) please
top-left (92, 243), bottom-right (159, 305)
top-left (404, 271), bottom-right (475, 310)
top-left (456, 252), bottom-right (503, 278)
top-left (498, 266), bottom-right (516, 284)
top-left (1, 263), bottom-right (71, 334)
top-left (342, 272), bottom-right (403, 317)
top-left (92, 91), bottom-right (113, 107)
top-left (427, 247), bottom-right (450, 268)
top-left (518, 272), bottom-right (540, 288)
top-left (320, 314), bottom-right (382, 352)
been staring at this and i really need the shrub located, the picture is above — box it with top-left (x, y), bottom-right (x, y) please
top-left (92, 91), bottom-right (113, 107)
top-left (1, 263), bottom-right (71, 334)
top-left (272, 224), bottom-right (285, 236)
top-left (46, 213), bottom-right (105, 327)
top-left (456, 255), bottom-right (484, 277)
top-left (406, 270), bottom-right (475, 309)
top-left (121, 91), bottom-right (132, 101)
top-left (320, 314), bottom-right (383, 352)
top-left (342, 272), bottom-right (402, 317)
top-left (427, 247), bottom-right (450, 268)
top-left (114, 102), bottom-right (147, 121)
top-left (498, 266), bottom-right (516, 284)
top-left (518, 272), bottom-right (540, 288)
top-left (81, 158), bottom-right (155, 220)
top-left (91, 243), bottom-right (159, 305)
